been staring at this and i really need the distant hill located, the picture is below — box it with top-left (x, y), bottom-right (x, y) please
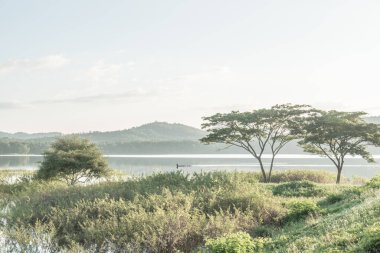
top-left (0, 122), bottom-right (210, 154)
top-left (79, 122), bottom-right (206, 143)
top-left (0, 131), bottom-right (62, 140)
top-left (0, 122), bottom-right (205, 143)
top-left (1, 121), bottom-right (379, 155)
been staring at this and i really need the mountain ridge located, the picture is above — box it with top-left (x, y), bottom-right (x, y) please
top-left (1, 118), bottom-right (379, 155)
top-left (0, 122), bottom-right (206, 143)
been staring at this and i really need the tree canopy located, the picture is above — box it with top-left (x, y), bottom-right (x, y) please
top-left (201, 104), bottom-right (314, 182)
top-left (37, 136), bottom-right (110, 185)
top-left (299, 110), bottom-right (380, 183)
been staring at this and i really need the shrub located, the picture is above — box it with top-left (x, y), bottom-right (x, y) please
top-left (322, 187), bottom-right (363, 205)
top-left (191, 171), bottom-right (259, 189)
top-left (272, 181), bottom-right (325, 197)
top-left (351, 176), bottom-right (367, 185)
top-left (194, 182), bottom-right (285, 225)
top-left (286, 200), bottom-right (322, 221)
top-left (359, 222), bottom-right (380, 253)
top-left (268, 170), bottom-right (337, 183)
top-left (3, 171), bottom-right (284, 252)
top-left (249, 225), bottom-right (273, 238)
top-left (43, 190), bottom-right (206, 252)
top-left (366, 174), bottom-right (380, 189)
top-left (137, 170), bottom-right (191, 193)
top-left (36, 136), bottom-right (110, 185)
top-left (205, 232), bottom-right (255, 253)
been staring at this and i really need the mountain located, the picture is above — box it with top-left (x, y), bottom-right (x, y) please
top-left (79, 122), bottom-right (206, 143)
top-left (0, 131), bottom-right (62, 140)
top-left (0, 122), bottom-right (210, 154)
top-left (1, 121), bottom-right (379, 155)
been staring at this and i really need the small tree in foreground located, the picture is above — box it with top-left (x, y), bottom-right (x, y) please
top-left (299, 110), bottom-right (380, 184)
top-left (37, 136), bottom-right (109, 185)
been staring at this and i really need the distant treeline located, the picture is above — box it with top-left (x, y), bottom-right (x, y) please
top-left (0, 139), bottom-right (235, 155)
top-left (0, 140), bottom-right (48, 154)
top-left (1, 139), bottom-right (379, 155)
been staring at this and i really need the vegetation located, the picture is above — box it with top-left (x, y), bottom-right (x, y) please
top-left (267, 169), bottom-right (339, 184)
top-left (272, 181), bottom-right (325, 197)
top-left (285, 199), bottom-right (323, 222)
top-left (359, 221), bottom-right (380, 253)
top-left (36, 136), bottom-right (110, 185)
top-left (1, 107), bottom-right (380, 252)
top-left (201, 106), bottom-right (380, 184)
top-left (205, 232), bottom-right (258, 253)
top-left (201, 104), bottom-right (314, 182)
top-left (299, 110), bottom-right (380, 183)
top-left (0, 122), bottom-right (211, 155)
top-left (1, 169), bottom-right (379, 252)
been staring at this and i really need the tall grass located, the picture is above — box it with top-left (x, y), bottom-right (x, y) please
top-left (1, 169), bottom-right (378, 252)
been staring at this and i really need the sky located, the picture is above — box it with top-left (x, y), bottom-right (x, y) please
top-left (1, 0), bottom-right (380, 133)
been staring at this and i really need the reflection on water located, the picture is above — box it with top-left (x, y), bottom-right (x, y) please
top-left (0, 156), bottom-right (41, 170)
top-left (1, 154), bottom-right (380, 178)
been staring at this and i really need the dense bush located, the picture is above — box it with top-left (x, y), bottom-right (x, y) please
top-left (4, 170), bottom-right (376, 252)
top-left (322, 187), bottom-right (363, 205)
top-left (285, 200), bottom-right (322, 221)
top-left (205, 232), bottom-right (256, 253)
top-left (46, 190), bottom-right (206, 252)
top-left (272, 181), bottom-right (325, 197)
top-left (359, 221), bottom-right (380, 253)
top-left (4, 171), bottom-right (286, 252)
top-left (12, 188), bottom-right (274, 252)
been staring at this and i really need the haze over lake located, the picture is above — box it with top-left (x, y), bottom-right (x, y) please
top-left (2, 154), bottom-right (380, 178)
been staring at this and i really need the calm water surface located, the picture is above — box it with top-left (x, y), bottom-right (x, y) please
top-left (1, 154), bottom-right (380, 178)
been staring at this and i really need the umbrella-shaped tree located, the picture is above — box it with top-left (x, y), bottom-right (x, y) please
top-left (201, 104), bottom-right (314, 182)
top-left (299, 110), bottom-right (380, 184)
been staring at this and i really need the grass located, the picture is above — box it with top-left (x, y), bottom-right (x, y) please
top-left (0, 169), bottom-right (378, 252)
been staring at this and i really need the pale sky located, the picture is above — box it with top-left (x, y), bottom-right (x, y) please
top-left (1, 0), bottom-right (380, 133)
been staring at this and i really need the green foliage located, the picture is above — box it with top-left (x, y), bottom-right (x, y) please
top-left (268, 189), bottom-right (380, 252)
top-left (299, 110), bottom-right (380, 184)
top-left (286, 200), bottom-right (322, 221)
top-left (44, 190), bottom-right (206, 252)
top-left (268, 170), bottom-right (337, 183)
top-left (249, 225), bottom-right (273, 238)
top-left (36, 136), bottom-right (110, 185)
top-left (201, 104), bottom-right (315, 182)
top-left (205, 232), bottom-right (256, 253)
top-left (366, 174), bottom-right (380, 189)
top-left (359, 221), bottom-right (380, 253)
top-left (322, 187), bottom-right (363, 206)
top-left (3, 169), bottom-right (380, 252)
top-left (272, 181), bottom-right (325, 197)
top-left (4, 171), bottom-right (287, 252)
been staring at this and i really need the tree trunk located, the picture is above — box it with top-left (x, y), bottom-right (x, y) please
top-left (268, 155), bottom-right (275, 182)
top-left (257, 158), bottom-right (267, 182)
top-left (336, 167), bottom-right (343, 184)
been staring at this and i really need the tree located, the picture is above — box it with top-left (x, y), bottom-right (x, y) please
top-left (200, 104), bottom-right (313, 182)
top-left (37, 136), bottom-right (110, 185)
top-left (299, 110), bottom-right (380, 184)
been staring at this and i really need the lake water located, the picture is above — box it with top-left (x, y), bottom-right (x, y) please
top-left (1, 154), bottom-right (380, 178)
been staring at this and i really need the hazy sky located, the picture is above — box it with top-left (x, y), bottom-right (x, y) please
top-left (1, 0), bottom-right (380, 133)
